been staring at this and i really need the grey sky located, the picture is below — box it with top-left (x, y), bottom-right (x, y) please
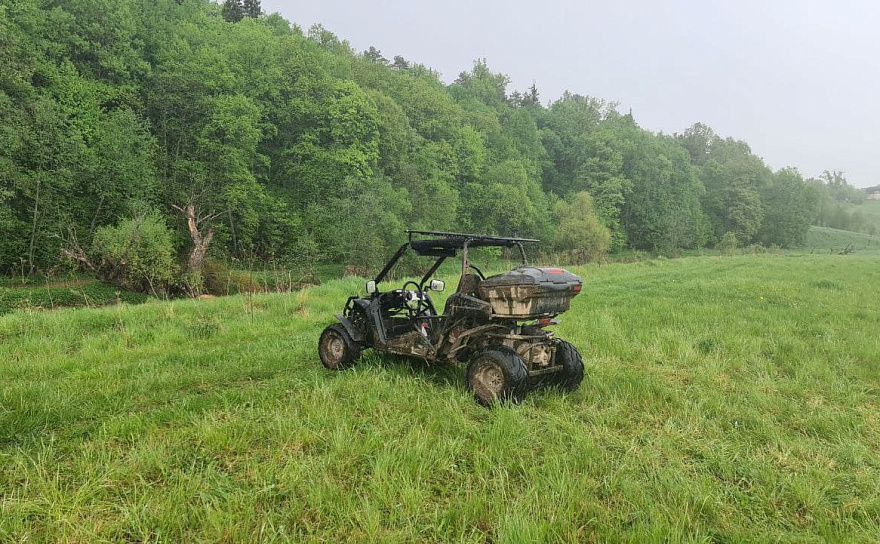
top-left (262, 0), bottom-right (880, 188)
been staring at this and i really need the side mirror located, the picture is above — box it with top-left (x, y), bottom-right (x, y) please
top-left (429, 279), bottom-right (445, 292)
top-left (365, 280), bottom-right (377, 295)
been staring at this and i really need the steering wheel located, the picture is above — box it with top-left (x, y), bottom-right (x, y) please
top-left (467, 263), bottom-right (486, 280)
top-left (401, 280), bottom-right (430, 318)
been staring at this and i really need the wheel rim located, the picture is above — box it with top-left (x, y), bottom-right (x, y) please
top-left (472, 358), bottom-right (505, 399)
top-left (321, 331), bottom-right (346, 367)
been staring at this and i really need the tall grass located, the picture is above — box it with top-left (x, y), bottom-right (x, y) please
top-left (0, 280), bottom-right (149, 316)
top-left (1, 254), bottom-right (879, 541)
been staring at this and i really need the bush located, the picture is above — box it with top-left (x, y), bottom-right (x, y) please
top-left (202, 260), bottom-right (261, 295)
top-left (201, 260), bottom-right (228, 295)
top-left (552, 192), bottom-right (612, 264)
top-left (92, 214), bottom-right (177, 295)
top-left (747, 243), bottom-right (766, 255)
top-left (717, 231), bottom-right (739, 255)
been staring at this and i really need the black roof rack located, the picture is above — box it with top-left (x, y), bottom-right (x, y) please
top-left (406, 230), bottom-right (538, 256)
top-left (373, 230), bottom-right (538, 284)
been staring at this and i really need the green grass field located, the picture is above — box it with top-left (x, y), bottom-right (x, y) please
top-left (806, 226), bottom-right (880, 254)
top-left (0, 279), bottom-right (149, 317)
top-left (2, 254), bottom-right (879, 542)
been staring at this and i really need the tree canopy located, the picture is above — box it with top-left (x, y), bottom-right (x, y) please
top-left (0, 0), bottom-right (853, 284)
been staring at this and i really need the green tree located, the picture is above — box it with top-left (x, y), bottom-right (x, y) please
top-left (242, 0), bottom-right (261, 19)
top-left (675, 122), bottom-right (717, 166)
top-left (0, 188), bottom-right (27, 274)
top-left (0, 0), bottom-right (853, 281)
top-left (307, 175), bottom-right (411, 270)
top-left (553, 192), bottom-right (612, 263)
top-left (451, 59), bottom-right (510, 112)
top-left (391, 55), bottom-right (409, 71)
top-left (222, 0), bottom-right (244, 23)
top-left (363, 46), bottom-right (388, 65)
top-left (700, 152), bottom-right (770, 245)
top-left (46, 0), bottom-right (149, 84)
top-left (757, 168), bottom-right (820, 247)
top-left (80, 109), bottom-right (158, 237)
top-left (575, 125), bottom-right (630, 247)
top-left (820, 170), bottom-right (865, 204)
top-left (467, 159), bottom-right (550, 238)
top-left (15, 97), bottom-right (83, 274)
top-left (194, 94), bottom-right (265, 256)
top-left (620, 128), bottom-right (707, 252)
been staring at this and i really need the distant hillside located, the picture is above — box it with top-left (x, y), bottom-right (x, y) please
top-left (815, 195), bottom-right (880, 234)
top-left (860, 199), bottom-right (880, 221)
top-left (805, 226), bottom-right (880, 253)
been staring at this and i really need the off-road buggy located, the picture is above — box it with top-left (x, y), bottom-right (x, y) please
top-left (318, 230), bottom-right (584, 405)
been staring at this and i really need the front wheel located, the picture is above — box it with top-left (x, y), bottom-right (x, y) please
top-left (552, 340), bottom-right (584, 391)
top-left (318, 323), bottom-right (361, 370)
top-left (466, 348), bottom-right (529, 406)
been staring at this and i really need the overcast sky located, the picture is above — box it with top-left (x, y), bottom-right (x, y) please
top-left (261, 0), bottom-right (880, 188)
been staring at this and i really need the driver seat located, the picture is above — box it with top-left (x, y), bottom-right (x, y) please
top-left (442, 273), bottom-right (491, 318)
top-left (457, 273), bottom-right (481, 297)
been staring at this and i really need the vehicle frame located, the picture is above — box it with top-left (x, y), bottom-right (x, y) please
top-left (318, 230), bottom-right (584, 404)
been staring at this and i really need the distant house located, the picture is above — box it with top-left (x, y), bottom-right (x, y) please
top-left (869, 192), bottom-right (880, 201)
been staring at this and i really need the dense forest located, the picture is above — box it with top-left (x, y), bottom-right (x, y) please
top-left (0, 0), bottom-right (874, 293)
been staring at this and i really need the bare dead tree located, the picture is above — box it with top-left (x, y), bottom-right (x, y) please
top-left (60, 228), bottom-right (99, 274)
top-left (171, 203), bottom-right (222, 272)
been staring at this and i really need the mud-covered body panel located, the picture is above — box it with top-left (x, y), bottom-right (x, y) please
top-left (478, 267), bottom-right (582, 318)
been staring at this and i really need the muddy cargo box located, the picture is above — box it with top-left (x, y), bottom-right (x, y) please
top-left (478, 267), bottom-right (582, 318)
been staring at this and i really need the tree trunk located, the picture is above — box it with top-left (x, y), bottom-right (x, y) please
top-left (227, 207), bottom-right (238, 255)
top-left (89, 194), bottom-right (105, 238)
top-left (61, 228), bottom-right (99, 274)
top-left (28, 176), bottom-right (41, 276)
top-left (177, 203), bottom-right (215, 272)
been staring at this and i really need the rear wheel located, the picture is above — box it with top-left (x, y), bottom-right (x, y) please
top-left (466, 348), bottom-right (529, 406)
top-left (552, 340), bottom-right (584, 391)
top-left (318, 324), bottom-right (361, 370)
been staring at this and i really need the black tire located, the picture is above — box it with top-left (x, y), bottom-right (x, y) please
top-left (318, 323), bottom-right (361, 370)
top-left (466, 347), bottom-right (529, 406)
top-left (552, 340), bottom-right (584, 391)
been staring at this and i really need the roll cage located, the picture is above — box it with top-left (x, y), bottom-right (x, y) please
top-left (371, 230), bottom-right (539, 293)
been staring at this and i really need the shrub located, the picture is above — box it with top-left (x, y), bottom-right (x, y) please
top-left (552, 192), bottom-right (612, 264)
top-left (747, 243), bottom-right (767, 255)
top-left (202, 260), bottom-right (261, 295)
top-left (717, 231), bottom-right (739, 255)
top-left (91, 214), bottom-right (177, 295)
top-left (202, 260), bottom-right (229, 295)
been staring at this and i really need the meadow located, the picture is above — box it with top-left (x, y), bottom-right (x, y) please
top-left (1, 253), bottom-right (879, 542)
top-left (805, 226), bottom-right (880, 254)
top-left (0, 278), bottom-right (149, 317)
